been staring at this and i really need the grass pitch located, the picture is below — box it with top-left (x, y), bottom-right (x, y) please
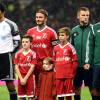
top-left (0, 86), bottom-right (91, 100)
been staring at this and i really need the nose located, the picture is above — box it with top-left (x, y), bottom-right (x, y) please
top-left (85, 15), bottom-right (89, 18)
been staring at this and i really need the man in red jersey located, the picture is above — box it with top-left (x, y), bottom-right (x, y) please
top-left (27, 9), bottom-right (58, 97)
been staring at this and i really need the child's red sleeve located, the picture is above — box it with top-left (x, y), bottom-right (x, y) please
top-left (72, 54), bottom-right (78, 77)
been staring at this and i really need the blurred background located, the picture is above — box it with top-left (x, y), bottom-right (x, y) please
top-left (1, 0), bottom-right (100, 35)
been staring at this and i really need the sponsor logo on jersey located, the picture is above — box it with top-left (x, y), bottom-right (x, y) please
top-left (19, 63), bottom-right (31, 67)
top-left (32, 43), bottom-right (47, 48)
top-left (36, 36), bottom-right (41, 40)
top-left (56, 57), bottom-right (71, 61)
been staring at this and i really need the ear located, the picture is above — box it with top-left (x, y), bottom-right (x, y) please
top-left (67, 35), bottom-right (69, 39)
top-left (77, 15), bottom-right (79, 19)
top-left (77, 12), bottom-right (79, 19)
top-left (45, 17), bottom-right (47, 22)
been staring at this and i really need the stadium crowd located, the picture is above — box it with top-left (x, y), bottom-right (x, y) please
top-left (2, 0), bottom-right (100, 34)
top-left (0, 0), bottom-right (100, 100)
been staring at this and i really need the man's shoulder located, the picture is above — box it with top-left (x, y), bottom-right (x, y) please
top-left (93, 22), bottom-right (100, 33)
top-left (72, 25), bottom-right (80, 31)
top-left (27, 26), bottom-right (37, 33)
top-left (46, 26), bottom-right (56, 33)
top-left (28, 26), bottom-right (37, 31)
top-left (5, 18), bottom-right (17, 26)
top-left (71, 25), bottom-right (80, 36)
top-left (93, 22), bottom-right (100, 27)
top-left (4, 18), bottom-right (19, 31)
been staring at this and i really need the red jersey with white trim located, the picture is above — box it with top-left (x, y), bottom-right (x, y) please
top-left (53, 42), bottom-right (78, 78)
top-left (27, 26), bottom-right (57, 60)
top-left (14, 49), bottom-right (37, 74)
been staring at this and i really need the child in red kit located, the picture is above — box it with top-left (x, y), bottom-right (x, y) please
top-left (14, 35), bottom-right (37, 100)
top-left (36, 57), bottom-right (56, 100)
top-left (53, 27), bottom-right (78, 100)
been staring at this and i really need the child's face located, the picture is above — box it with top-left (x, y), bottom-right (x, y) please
top-left (22, 38), bottom-right (31, 50)
top-left (58, 32), bottom-right (69, 43)
top-left (43, 60), bottom-right (53, 71)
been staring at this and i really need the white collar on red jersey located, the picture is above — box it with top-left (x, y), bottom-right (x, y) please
top-left (37, 25), bottom-right (47, 32)
top-left (59, 42), bottom-right (70, 49)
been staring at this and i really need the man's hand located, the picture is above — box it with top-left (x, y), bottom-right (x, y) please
top-left (83, 64), bottom-right (90, 70)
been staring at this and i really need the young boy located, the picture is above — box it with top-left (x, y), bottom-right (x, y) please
top-left (36, 57), bottom-right (56, 100)
top-left (14, 35), bottom-right (37, 100)
top-left (53, 27), bottom-right (78, 100)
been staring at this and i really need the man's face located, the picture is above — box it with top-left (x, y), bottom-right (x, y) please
top-left (35, 12), bottom-right (47, 26)
top-left (78, 10), bottom-right (90, 25)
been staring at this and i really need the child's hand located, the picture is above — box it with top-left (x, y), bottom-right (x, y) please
top-left (20, 78), bottom-right (27, 85)
top-left (83, 64), bottom-right (90, 70)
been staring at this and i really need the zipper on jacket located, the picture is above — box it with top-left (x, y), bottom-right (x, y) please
top-left (81, 28), bottom-right (84, 65)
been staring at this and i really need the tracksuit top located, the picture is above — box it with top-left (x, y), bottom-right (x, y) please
top-left (91, 22), bottom-right (100, 65)
top-left (71, 24), bottom-right (94, 67)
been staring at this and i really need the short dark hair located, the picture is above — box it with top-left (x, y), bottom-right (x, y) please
top-left (36, 9), bottom-right (48, 17)
top-left (58, 27), bottom-right (71, 36)
top-left (21, 35), bottom-right (33, 43)
top-left (0, 3), bottom-right (6, 12)
top-left (43, 57), bottom-right (53, 64)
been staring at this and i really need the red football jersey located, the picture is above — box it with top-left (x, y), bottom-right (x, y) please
top-left (27, 26), bottom-right (57, 60)
top-left (53, 42), bottom-right (78, 78)
top-left (14, 49), bottom-right (37, 74)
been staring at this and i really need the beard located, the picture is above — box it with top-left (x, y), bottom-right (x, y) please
top-left (37, 21), bottom-right (44, 26)
top-left (36, 21), bottom-right (46, 29)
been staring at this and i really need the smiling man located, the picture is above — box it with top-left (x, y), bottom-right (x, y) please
top-left (27, 9), bottom-right (58, 97)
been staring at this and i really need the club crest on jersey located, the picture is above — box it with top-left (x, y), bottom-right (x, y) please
top-left (42, 33), bottom-right (47, 39)
top-left (73, 32), bottom-right (79, 37)
top-left (63, 49), bottom-right (67, 56)
top-left (27, 56), bottom-right (31, 62)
